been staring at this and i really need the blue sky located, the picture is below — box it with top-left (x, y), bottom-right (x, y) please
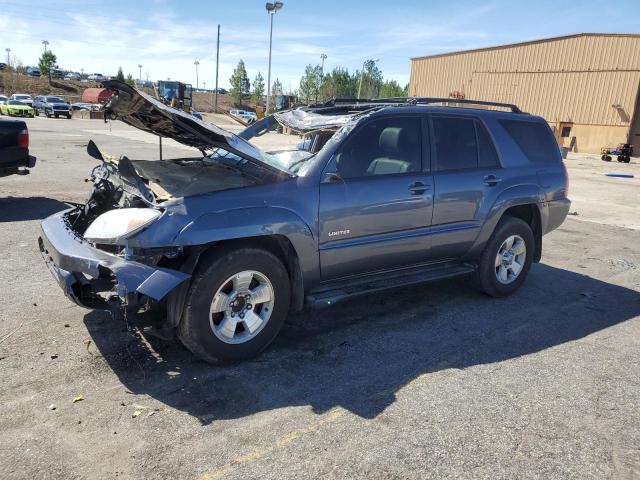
top-left (0, 0), bottom-right (637, 91)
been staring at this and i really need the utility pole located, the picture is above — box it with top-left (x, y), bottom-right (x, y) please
top-left (5, 48), bottom-right (10, 66)
top-left (138, 64), bottom-right (142, 81)
top-left (214, 24), bottom-right (220, 113)
top-left (42, 40), bottom-right (49, 53)
top-left (194, 60), bottom-right (200, 89)
top-left (265, 2), bottom-right (284, 114)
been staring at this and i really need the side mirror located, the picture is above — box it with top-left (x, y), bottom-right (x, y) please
top-left (86, 140), bottom-right (104, 162)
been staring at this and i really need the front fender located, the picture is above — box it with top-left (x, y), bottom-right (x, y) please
top-left (174, 206), bottom-right (319, 285)
top-left (465, 184), bottom-right (544, 259)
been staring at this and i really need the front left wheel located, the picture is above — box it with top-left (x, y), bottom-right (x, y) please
top-left (178, 247), bottom-right (291, 363)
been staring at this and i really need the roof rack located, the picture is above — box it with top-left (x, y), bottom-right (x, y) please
top-left (325, 97), bottom-right (523, 113)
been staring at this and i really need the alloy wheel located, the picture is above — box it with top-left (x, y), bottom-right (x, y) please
top-left (495, 235), bottom-right (526, 284)
top-left (209, 270), bottom-right (275, 344)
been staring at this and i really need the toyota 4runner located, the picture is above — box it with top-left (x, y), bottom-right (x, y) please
top-left (39, 81), bottom-right (570, 362)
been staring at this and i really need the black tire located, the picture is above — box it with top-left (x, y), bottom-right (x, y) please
top-left (476, 216), bottom-right (534, 297)
top-left (66, 114), bottom-right (71, 119)
top-left (54, 114), bottom-right (59, 118)
top-left (178, 247), bottom-right (291, 363)
top-left (617, 156), bottom-right (624, 162)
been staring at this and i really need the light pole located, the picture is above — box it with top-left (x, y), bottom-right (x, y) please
top-left (5, 48), bottom-right (10, 66)
top-left (194, 60), bottom-right (200, 89)
top-left (265, 1), bottom-right (284, 114)
top-left (316, 53), bottom-right (327, 104)
top-left (42, 40), bottom-right (49, 53)
top-left (138, 64), bottom-right (142, 81)
top-left (214, 24), bottom-right (220, 113)
top-left (357, 58), bottom-right (379, 100)
top-left (203, 81), bottom-right (206, 91)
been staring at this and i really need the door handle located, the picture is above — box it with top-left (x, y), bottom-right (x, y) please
top-left (484, 175), bottom-right (501, 186)
top-left (408, 182), bottom-right (429, 194)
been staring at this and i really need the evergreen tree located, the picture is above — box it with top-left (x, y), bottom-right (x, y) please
top-left (252, 72), bottom-right (265, 104)
top-left (229, 60), bottom-right (250, 106)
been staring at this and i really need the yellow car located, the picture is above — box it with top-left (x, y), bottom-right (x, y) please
top-left (0, 100), bottom-right (35, 117)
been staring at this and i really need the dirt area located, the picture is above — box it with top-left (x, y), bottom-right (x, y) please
top-left (0, 73), bottom-right (101, 103)
top-left (0, 117), bottom-right (639, 479)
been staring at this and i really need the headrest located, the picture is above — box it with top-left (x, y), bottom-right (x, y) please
top-left (378, 127), bottom-right (403, 154)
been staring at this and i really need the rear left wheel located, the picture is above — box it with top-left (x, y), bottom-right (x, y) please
top-left (476, 216), bottom-right (534, 297)
top-left (178, 247), bottom-right (290, 363)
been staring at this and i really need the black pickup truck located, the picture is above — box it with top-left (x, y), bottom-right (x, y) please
top-left (0, 119), bottom-right (36, 176)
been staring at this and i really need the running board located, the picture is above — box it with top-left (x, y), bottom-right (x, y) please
top-left (306, 262), bottom-right (476, 308)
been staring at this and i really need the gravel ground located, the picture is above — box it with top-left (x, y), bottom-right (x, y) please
top-left (1, 117), bottom-right (639, 480)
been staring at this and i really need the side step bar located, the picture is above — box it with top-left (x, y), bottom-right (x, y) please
top-left (306, 262), bottom-right (476, 308)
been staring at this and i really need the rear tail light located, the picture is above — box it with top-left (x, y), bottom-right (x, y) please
top-left (18, 128), bottom-right (29, 149)
top-left (562, 162), bottom-right (569, 196)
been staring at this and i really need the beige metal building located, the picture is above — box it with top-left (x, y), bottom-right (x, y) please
top-left (409, 33), bottom-right (640, 154)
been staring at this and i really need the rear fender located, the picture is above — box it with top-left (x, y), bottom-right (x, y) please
top-left (465, 184), bottom-right (544, 260)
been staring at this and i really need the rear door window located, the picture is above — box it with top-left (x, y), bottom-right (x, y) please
top-left (432, 116), bottom-right (478, 171)
top-left (500, 120), bottom-right (561, 163)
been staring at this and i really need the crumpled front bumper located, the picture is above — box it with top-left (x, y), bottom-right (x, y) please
top-left (38, 209), bottom-right (190, 309)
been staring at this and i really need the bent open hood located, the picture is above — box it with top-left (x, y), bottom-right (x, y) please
top-left (101, 80), bottom-right (291, 178)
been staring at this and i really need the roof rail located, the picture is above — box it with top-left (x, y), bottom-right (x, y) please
top-left (325, 97), bottom-right (523, 113)
top-left (410, 97), bottom-right (523, 113)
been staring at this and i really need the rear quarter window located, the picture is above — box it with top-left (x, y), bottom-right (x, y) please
top-left (499, 120), bottom-right (561, 164)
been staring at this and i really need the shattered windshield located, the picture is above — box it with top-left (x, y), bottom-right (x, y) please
top-left (205, 146), bottom-right (316, 176)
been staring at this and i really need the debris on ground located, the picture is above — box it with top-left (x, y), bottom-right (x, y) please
top-left (72, 395), bottom-right (84, 403)
top-left (132, 410), bottom-right (142, 418)
top-left (48, 404), bottom-right (56, 410)
top-left (568, 211), bottom-right (579, 216)
top-left (605, 173), bottom-right (634, 178)
top-left (50, 354), bottom-right (58, 360)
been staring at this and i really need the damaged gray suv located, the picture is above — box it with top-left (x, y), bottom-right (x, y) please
top-left (39, 81), bottom-right (570, 362)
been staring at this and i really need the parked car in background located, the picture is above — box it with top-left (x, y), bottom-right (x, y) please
top-left (71, 102), bottom-right (95, 111)
top-left (38, 82), bottom-right (570, 362)
top-left (191, 108), bottom-right (203, 120)
top-left (229, 109), bottom-right (257, 123)
top-left (26, 67), bottom-right (41, 77)
top-left (214, 87), bottom-right (228, 94)
top-left (64, 72), bottom-right (81, 81)
top-left (1, 100), bottom-right (35, 117)
top-left (34, 95), bottom-right (72, 119)
top-left (0, 63), bottom-right (7, 71)
top-left (9, 94), bottom-right (34, 108)
top-left (87, 73), bottom-right (107, 82)
top-left (0, 95), bottom-right (7, 105)
top-left (0, 119), bottom-right (36, 176)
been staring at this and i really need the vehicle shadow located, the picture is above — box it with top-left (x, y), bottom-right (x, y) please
top-left (83, 264), bottom-right (640, 425)
top-left (0, 196), bottom-right (70, 222)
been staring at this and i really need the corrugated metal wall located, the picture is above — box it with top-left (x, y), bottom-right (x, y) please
top-left (409, 34), bottom-right (640, 126)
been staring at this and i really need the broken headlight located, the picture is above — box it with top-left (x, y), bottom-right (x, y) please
top-left (83, 208), bottom-right (161, 244)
